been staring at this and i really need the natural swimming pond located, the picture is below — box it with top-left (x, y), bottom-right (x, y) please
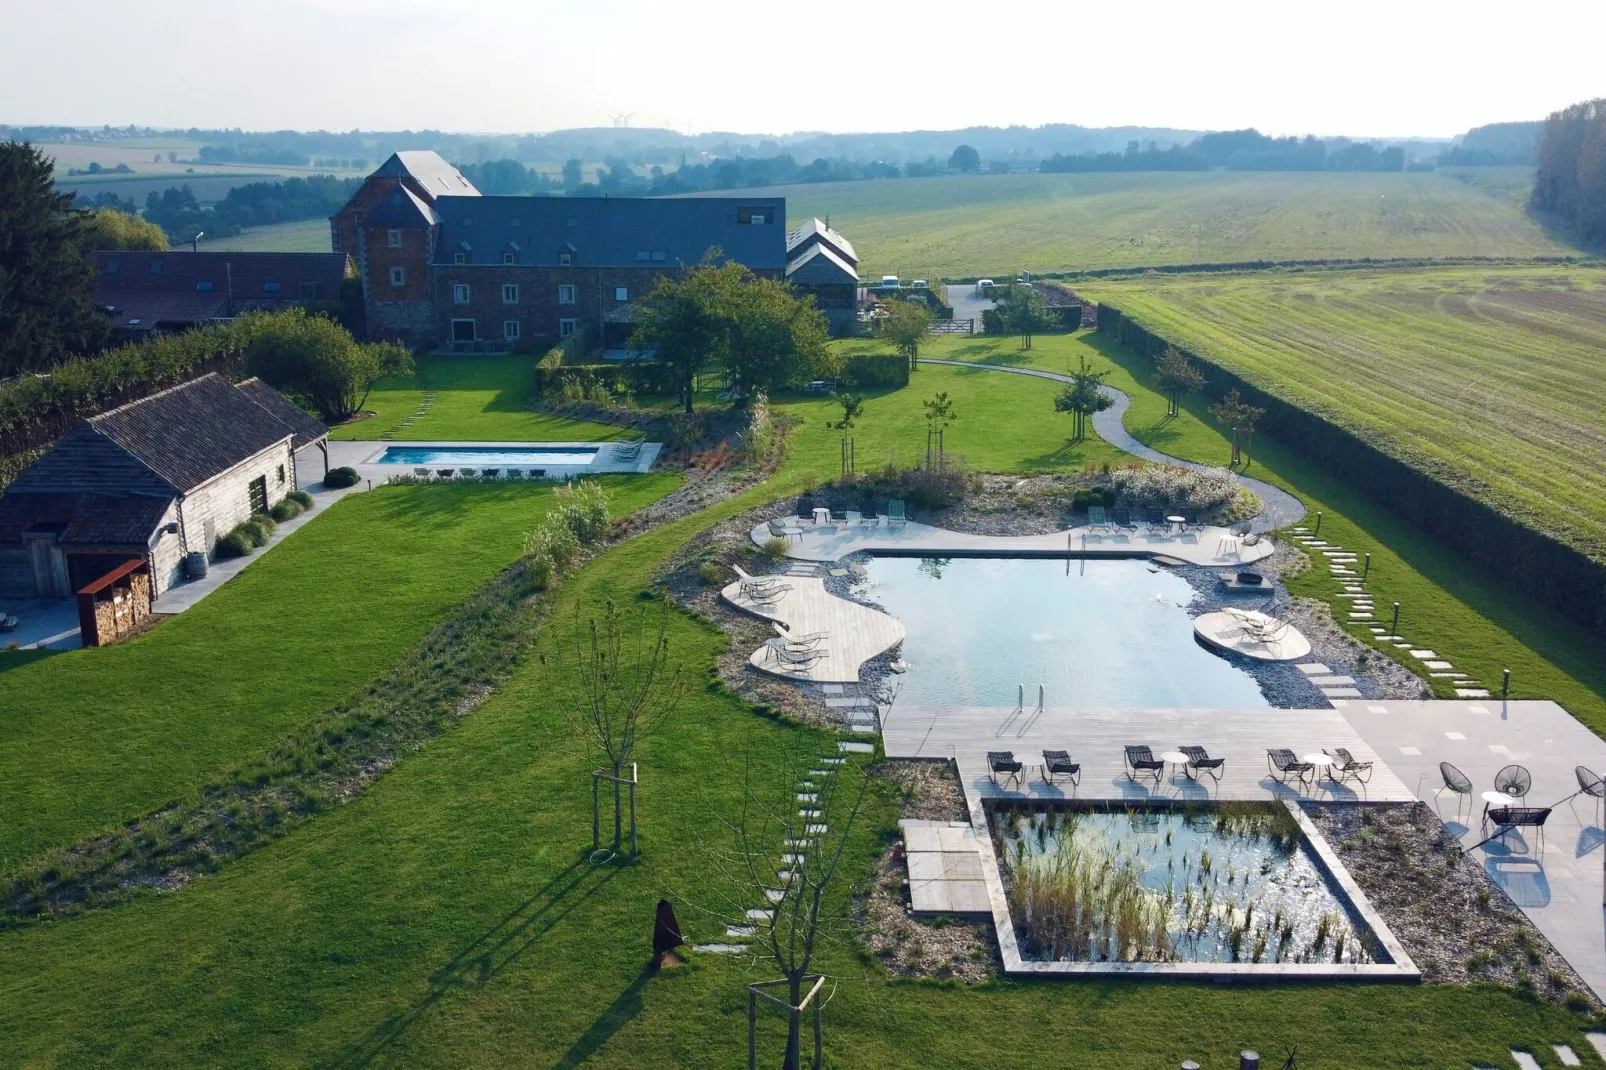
top-left (378, 445), bottom-right (600, 467)
top-left (855, 556), bottom-right (1268, 708)
top-left (990, 803), bottom-right (1375, 964)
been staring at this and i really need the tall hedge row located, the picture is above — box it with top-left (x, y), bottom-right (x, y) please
top-left (533, 361), bottom-right (682, 396)
top-left (0, 323), bottom-right (253, 456)
top-left (1097, 303), bottom-right (1606, 638)
top-left (839, 352), bottom-right (909, 388)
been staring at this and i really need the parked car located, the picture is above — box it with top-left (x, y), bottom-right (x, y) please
top-left (911, 279), bottom-right (928, 289)
top-left (880, 275), bottom-right (899, 288)
top-left (975, 279), bottom-right (995, 294)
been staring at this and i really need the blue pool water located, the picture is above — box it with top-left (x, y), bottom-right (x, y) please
top-left (856, 556), bottom-right (1269, 709)
top-left (378, 446), bottom-right (600, 467)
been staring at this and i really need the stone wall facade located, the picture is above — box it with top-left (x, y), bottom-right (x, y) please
top-left (175, 439), bottom-right (295, 578)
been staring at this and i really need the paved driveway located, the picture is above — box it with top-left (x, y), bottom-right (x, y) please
top-left (945, 283), bottom-right (994, 332)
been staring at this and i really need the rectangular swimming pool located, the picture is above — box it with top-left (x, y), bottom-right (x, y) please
top-left (856, 556), bottom-right (1268, 708)
top-left (377, 445), bottom-right (600, 467)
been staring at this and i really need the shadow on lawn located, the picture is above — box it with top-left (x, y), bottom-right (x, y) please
top-left (552, 965), bottom-right (655, 1068)
top-left (327, 857), bottom-right (621, 1068)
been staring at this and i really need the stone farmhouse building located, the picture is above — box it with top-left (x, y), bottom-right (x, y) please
top-left (0, 374), bottom-right (328, 605)
top-left (332, 151), bottom-right (861, 351)
top-left (91, 251), bottom-right (353, 341)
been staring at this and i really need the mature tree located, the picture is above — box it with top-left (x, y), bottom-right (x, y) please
top-left (948, 144), bottom-right (981, 172)
top-left (240, 308), bottom-right (413, 422)
top-left (993, 282), bottom-right (1050, 350)
top-left (1531, 97), bottom-right (1606, 244)
top-left (1210, 388), bottom-right (1266, 467)
top-left (691, 746), bottom-right (876, 1070)
top-left (0, 142), bottom-right (105, 375)
top-left (561, 157), bottom-right (583, 190)
top-left (549, 595), bottom-right (683, 856)
top-left (876, 297), bottom-right (933, 368)
top-left (631, 263), bottom-right (720, 413)
top-left (1054, 355), bottom-right (1114, 441)
top-left (77, 207), bottom-right (168, 251)
top-left (1152, 344), bottom-right (1205, 417)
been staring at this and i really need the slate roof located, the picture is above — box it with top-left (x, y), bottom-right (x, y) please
top-left (430, 196), bottom-right (788, 271)
top-left (5, 424), bottom-right (179, 499)
top-left (371, 151), bottom-right (480, 199)
top-left (0, 492), bottom-right (173, 551)
top-left (89, 373), bottom-right (294, 492)
top-left (786, 217), bottom-right (857, 266)
top-left (92, 251), bottom-right (351, 329)
top-left (785, 242), bottom-right (859, 285)
top-left (234, 378), bottom-right (329, 449)
top-left (362, 183), bottom-right (442, 228)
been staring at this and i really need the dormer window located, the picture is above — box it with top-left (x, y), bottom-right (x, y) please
top-left (195, 280), bottom-right (213, 292)
top-left (502, 252), bottom-right (516, 265)
top-left (104, 257), bottom-right (120, 274)
top-left (262, 281), bottom-right (281, 293)
top-left (454, 252), bottom-right (467, 265)
top-left (635, 250), bottom-right (651, 261)
top-left (737, 207), bottom-right (769, 224)
top-left (559, 252), bottom-right (572, 267)
top-left (148, 258), bottom-right (164, 274)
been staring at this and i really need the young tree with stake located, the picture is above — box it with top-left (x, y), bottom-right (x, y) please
top-left (1152, 345), bottom-right (1205, 418)
top-left (1210, 388), bottom-right (1266, 468)
top-left (548, 594), bottom-right (684, 856)
top-left (1054, 355), bottom-right (1114, 441)
top-left (922, 391), bottom-right (957, 468)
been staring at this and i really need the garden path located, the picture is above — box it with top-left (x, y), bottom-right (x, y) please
top-left (917, 358), bottom-right (1305, 531)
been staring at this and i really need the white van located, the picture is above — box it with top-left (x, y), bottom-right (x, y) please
top-left (880, 275), bottom-right (899, 288)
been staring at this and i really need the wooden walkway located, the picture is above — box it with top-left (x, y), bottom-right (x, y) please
top-left (754, 517), bottom-right (1275, 568)
top-left (721, 576), bottom-right (904, 684)
top-left (882, 704), bottom-right (1415, 808)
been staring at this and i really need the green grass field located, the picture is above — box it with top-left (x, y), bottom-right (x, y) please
top-left (1078, 264), bottom-right (1606, 563)
top-left (690, 170), bottom-right (1578, 278)
top-left (196, 217), bottom-right (334, 253)
top-left (0, 476), bottom-right (678, 868)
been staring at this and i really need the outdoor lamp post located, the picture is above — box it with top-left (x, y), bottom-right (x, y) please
top-left (1391, 602), bottom-right (1400, 636)
top-left (1363, 553), bottom-right (1371, 581)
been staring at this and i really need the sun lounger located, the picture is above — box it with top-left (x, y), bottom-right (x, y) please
top-left (1324, 747), bottom-right (1373, 784)
top-left (1143, 507), bottom-right (1168, 535)
top-left (734, 564), bottom-right (785, 589)
top-left (436, 469), bottom-right (455, 480)
top-left (1124, 745), bottom-right (1165, 783)
top-left (772, 623), bottom-right (827, 649)
top-left (1111, 507), bottom-right (1137, 532)
top-left (767, 518), bottom-right (803, 544)
top-left (740, 578), bottom-right (792, 605)
top-left (796, 496), bottom-right (817, 522)
top-left (1180, 745), bottom-right (1225, 782)
top-left (1267, 748), bottom-right (1314, 786)
top-left (413, 467), bottom-right (432, 479)
top-left (1041, 749), bottom-right (1081, 786)
top-left (481, 468), bottom-right (500, 480)
top-left (1087, 505), bottom-right (1111, 532)
top-left (887, 499), bottom-right (907, 524)
top-left (505, 468), bottom-right (524, 480)
top-left (458, 468), bottom-right (477, 479)
top-left (987, 751), bottom-right (1024, 788)
top-left (860, 500), bottom-right (880, 523)
top-left (764, 639), bottom-right (826, 670)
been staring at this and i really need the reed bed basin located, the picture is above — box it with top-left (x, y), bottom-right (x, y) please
top-left (989, 802), bottom-right (1375, 965)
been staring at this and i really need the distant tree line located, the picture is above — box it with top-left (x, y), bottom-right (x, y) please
top-left (139, 174), bottom-right (362, 242)
top-left (1530, 98), bottom-right (1606, 245)
top-left (1042, 130), bottom-right (1406, 174)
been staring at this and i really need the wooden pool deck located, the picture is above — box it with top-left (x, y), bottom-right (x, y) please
top-left (882, 704), bottom-right (1416, 810)
top-left (754, 516), bottom-right (1276, 568)
top-left (720, 575), bottom-right (904, 684)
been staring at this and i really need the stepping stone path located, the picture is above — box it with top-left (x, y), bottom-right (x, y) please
top-left (378, 389), bottom-right (436, 440)
top-left (1289, 525), bottom-right (1491, 700)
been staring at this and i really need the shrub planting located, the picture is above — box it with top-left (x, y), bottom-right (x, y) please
top-left (269, 498), bottom-right (304, 522)
top-left (324, 466), bottom-right (360, 489)
top-left (286, 489), bottom-right (314, 509)
top-left (214, 527), bottom-right (255, 560)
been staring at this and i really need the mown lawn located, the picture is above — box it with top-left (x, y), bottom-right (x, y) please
top-left (933, 331), bottom-right (1606, 734)
top-left (1078, 264), bottom-right (1606, 563)
top-left (685, 169), bottom-right (1575, 278)
top-left (0, 475), bottom-right (679, 869)
top-left (330, 355), bottom-right (631, 442)
top-left (1, 479), bottom-right (1599, 1068)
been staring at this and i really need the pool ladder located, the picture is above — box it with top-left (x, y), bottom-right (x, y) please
top-left (1016, 684), bottom-right (1044, 713)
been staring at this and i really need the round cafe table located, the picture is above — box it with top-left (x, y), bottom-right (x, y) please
top-left (1166, 515), bottom-right (1187, 535)
top-left (1481, 789), bottom-right (1516, 821)
top-left (811, 507), bottom-right (831, 526)
top-left (1302, 752), bottom-right (1335, 782)
top-left (1161, 750), bottom-right (1191, 779)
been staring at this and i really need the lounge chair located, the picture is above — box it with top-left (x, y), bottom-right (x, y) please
top-left (1325, 748), bottom-right (1373, 784)
top-left (767, 518), bottom-right (803, 544)
top-left (829, 507), bottom-right (849, 523)
top-left (458, 468), bottom-right (477, 479)
top-left (530, 469), bottom-right (547, 480)
top-left (1087, 505), bottom-right (1111, 533)
top-left (860, 500), bottom-right (880, 523)
top-left (1124, 745), bottom-right (1165, 783)
top-left (1266, 749), bottom-right (1314, 786)
top-left (796, 496), bottom-right (817, 522)
top-left (1180, 745), bottom-right (1225, 782)
top-left (987, 751), bottom-right (1024, 788)
top-left (436, 469), bottom-right (456, 480)
top-left (772, 623), bottom-right (827, 650)
top-left (887, 499), bottom-right (907, 524)
top-left (1041, 749), bottom-right (1081, 786)
top-left (505, 468), bottom-right (525, 480)
top-left (1111, 506), bottom-right (1137, 532)
top-left (1144, 507), bottom-right (1169, 535)
top-left (765, 639), bottom-right (826, 671)
top-left (1183, 515), bottom-right (1206, 535)
top-left (481, 468), bottom-right (500, 480)
top-left (614, 438), bottom-right (644, 461)
top-left (740, 578), bottom-right (792, 605)
top-left (413, 467), bottom-right (433, 479)
top-left (734, 564), bottom-right (786, 590)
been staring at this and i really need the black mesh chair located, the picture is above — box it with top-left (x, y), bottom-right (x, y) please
top-left (1438, 761), bottom-right (1474, 821)
top-left (1180, 745), bottom-right (1225, 782)
top-left (860, 500), bottom-right (880, 523)
top-left (987, 751), bottom-right (1024, 789)
top-left (1576, 766), bottom-right (1605, 825)
top-left (1324, 748), bottom-right (1373, 784)
top-left (1041, 750), bottom-right (1081, 786)
top-left (1495, 764), bottom-right (1532, 800)
top-left (1124, 745), bottom-right (1165, 784)
top-left (1266, 749), bottom-right (1314, 787)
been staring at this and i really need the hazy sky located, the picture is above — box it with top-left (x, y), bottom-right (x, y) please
top-left (4, 0), bottom-right (1603, 138)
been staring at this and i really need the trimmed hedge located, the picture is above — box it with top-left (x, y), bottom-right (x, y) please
top-left (324, 466), bottom-right (360, 489)
top-left (1096, 302), bottom-right (1606, 638)
top-left (533, 361), bottom-right (681, 396)
top-left (839, 352), bottom-right (910, 389)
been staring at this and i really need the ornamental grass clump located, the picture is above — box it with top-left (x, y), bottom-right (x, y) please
top-left (523, 480), bottom-right (610, 590)
top-left (1114, 462), bottom-right (1241, 517)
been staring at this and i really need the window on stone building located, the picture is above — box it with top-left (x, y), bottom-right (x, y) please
top-left (453, 283), bottom-right (471, 304)
top-left (503, 252), bottom-right (517, 265)
top-left (276, 464), bottom-right (286, 485)
top-left (559, 252), bottom-right (573, 266)
top-left (387, 228), bottom-right (402, 248)
top-left (502, 283), bottom-right (519, 304)
top-left (615, 286), bottom-right (628, 302)
top-left (557, 284), bottom-right (576, 304)
top-left (451, 319), bottom-right (476, 342)
top-left (453, 252), bottom-right (467, 265)
top-left (559, 318), bottom-right (576, 338)
top-left (737, 207), bottom-right (769, 224)
top-left (503, 320), bottom-right (521, 341)
top-left (390, 266), bottom-right (406, 286)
